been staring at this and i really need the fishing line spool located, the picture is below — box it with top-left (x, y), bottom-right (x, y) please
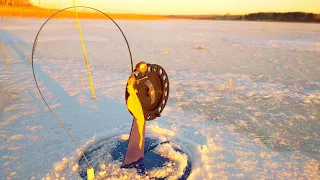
top-left (125, 62), bottom-right (170, 121)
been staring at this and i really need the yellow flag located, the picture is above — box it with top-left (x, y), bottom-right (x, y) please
top-left (126, 76), bottom-right (145, 149)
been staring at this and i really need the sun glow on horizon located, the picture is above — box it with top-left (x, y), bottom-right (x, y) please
top-left (29, 0), bottom-right (320, 15)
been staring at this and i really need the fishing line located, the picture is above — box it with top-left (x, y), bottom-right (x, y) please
top-left (32, 6), bottom-right (134, 72)
top-left (31, 6), bottom-right (134, 178)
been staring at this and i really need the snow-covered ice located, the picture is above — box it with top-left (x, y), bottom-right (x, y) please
top-left (0, 17), bottom-right (319, 179)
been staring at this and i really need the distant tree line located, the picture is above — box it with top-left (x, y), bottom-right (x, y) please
top-left (243, 12), bottom-right (320, 22)
top-left (168, 12), bottom-right (320, 23)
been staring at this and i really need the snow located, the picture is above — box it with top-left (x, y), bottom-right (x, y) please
top-left (0, 17), bottom-right (320, 179)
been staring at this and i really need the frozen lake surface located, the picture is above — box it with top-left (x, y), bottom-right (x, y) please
top-left (0, 18), bottom-right (320, 179)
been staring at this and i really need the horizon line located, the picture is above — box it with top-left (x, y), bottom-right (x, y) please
top-left (1, 5), bottom-right (320, 16)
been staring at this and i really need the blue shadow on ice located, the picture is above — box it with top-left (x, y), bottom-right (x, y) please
top-left (0, 29), bottom-right (32, 65)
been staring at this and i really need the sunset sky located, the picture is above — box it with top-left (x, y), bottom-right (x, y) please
top-left (29, 0), bottom-right (320, 15)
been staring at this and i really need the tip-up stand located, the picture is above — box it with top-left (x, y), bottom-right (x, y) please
top-left (123, 118), bottom-right (146, 165)
top-left (123, 62), bottom-right (169, 167)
